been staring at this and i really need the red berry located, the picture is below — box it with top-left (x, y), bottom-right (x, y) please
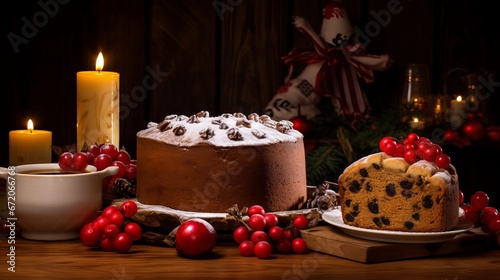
top-left (86, 152), bottom-right (95, 165)
top-left (268, 226), bottom-right (284, 241)
top-left (483, 207), bottom-right (498, 214)
top-left (103, 223), bottom-right (120, 240)
top-left (251, 230), bottom-right (269, 244)
top-left (379, 137), bottom-right (398, 156)
top-left (293, 215), bottom-right (309, 230)
top-left (422, 146), bottom-right (438, 162)
top-left (114, 233), bottom-right (133, 253)
top-left (233, 225), bottom-right (249, 244)
top-left (283, 227), bottom-right (300, 241)
top-left (276, 238), bottom-right (292, 254)
top-left (175, 219), bottom-right (217, 258)
top-left (58, 152), bottom-right (74, 171)
top-left (124, 222), bottom-right (142, 241)
top-left (480, 211), bottom-right (498, 227)
top-left (458, 191), bottom-right (464, 205)
top-left (435, 154), bottom-right (450, 169)
top-left (461, 205), bottom-right (480, 226)
top-left (87, 144), bottom-right (101, 158)
top-left (486, 216), bottom-right (500, 233)
top-left (238, 240), bottom-right (254, 257)
top-left (79, 223), bottom-right (100, 247)
top-left (404, 143), bottom-right (415, 151)
top-left (72, 152), bottom-right (89, 171)
top-left (100, 143), bottom-right (119, 160)
top-left (404, 149), bottom-right (418, 164)
top-left (263, 213), bottom-right (278, 229)
top-left (102, 205), bottom-right (120, 218)
top-left (406, 132), bottom-right (419, 145)
top-left (444, 129), bottom-right (459, 142)
top-left (248, 214), bottom-right (266, 231)
top-left (92, 216), bottom-right (111, 233)
top-left (111, 161), bottom-right (127, 180)
top-left (254, 241), bottom-right (272, 259)
top-left (94, 154), bottom-right (113, 171)
top-left (108, 211), bottom-right (125, 227)
top-left (99, 237), bottom-right (115, 251)
top-left (379, 137), bottom-right (396, 153)
top-left (393, 143), bottom-right (406, 158)
top-left (247, 205), bottom-right (265, 216)
top-left (416, 141), bottom-right (430, 159)
top-left (119, 200), bottom-right (138, 217)
top-left (470, 191), bottom-right (489, 212)
top-left (115, 150), bottom-right (132, 165)
top-left (291, 238), bottom-right (308, 254)
top-left (434, 144), bottom-right (443, 155)
top-left (124, 164), bottom-right (137, 181)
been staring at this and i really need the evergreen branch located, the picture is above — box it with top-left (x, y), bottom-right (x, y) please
top-left (304, 107), bottom-right (413, 186)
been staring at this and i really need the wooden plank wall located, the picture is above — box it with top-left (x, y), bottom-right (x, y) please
top-left (3, 0), bottom-right (500, 167)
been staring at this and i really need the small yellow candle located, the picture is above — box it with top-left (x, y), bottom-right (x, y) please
top-left (9, 119), bottom-right (52, 166)
top-left (76, 52), bottom-right (120, 152)
top-left (409, 117), bottom-right (424, 130)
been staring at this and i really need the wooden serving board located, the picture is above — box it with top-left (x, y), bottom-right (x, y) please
top-left (300, 223), bottom-right (495, 263)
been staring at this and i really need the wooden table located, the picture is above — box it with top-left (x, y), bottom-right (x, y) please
top-left (1, 237), bottom-right (499, 279)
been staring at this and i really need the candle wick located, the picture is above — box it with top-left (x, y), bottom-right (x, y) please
top-left (29, 128), bottom-right (33, 133)
top-left (98, 70), bottom-right (101, 74)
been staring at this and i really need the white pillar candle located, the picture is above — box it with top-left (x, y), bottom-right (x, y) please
top-left (449, 95), bottom-right (466, 129)
top-left (76, 52), bottom-right (120, 152)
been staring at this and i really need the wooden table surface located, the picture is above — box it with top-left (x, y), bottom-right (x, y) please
top-left (1, 237), bottom-right (499, 279)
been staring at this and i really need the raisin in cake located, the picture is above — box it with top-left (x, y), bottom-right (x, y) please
top-left (136, 111), bottom-right (307, 213)
top-left (338, 152), bottom-right (459, 232)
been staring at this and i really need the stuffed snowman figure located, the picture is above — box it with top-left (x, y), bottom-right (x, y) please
top-left (264, 1), bottom-right (392, 121)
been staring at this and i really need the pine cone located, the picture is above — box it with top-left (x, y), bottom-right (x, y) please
top-left (305, 181), bottom-right (339, 212)
top-left (110, 178), bottom-right (136, 198)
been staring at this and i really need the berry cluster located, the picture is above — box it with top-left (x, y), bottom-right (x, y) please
top-left (58, 143), bottom-right (137, 197)
top-left (460, 190), bottom-right (500, 246)
top-left (80, 200), bottom-right (142, 253)
top-left (232, 205), bottom-right (309, 259)
top-left (379, 133), bottom-right (451, 169)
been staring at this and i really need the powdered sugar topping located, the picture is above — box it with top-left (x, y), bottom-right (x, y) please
top-left (137, 112), bottom-right (303, 147)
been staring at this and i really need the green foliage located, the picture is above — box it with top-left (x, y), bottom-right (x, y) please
top-left (305, 108), bottom-right (411, 185)
top-left (306, 142), bottom-right (346, 186)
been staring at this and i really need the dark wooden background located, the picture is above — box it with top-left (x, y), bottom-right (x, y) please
top-left (3, 0), bottom-right (500, 206)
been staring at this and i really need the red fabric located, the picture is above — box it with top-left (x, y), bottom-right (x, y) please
top-left (282, 43), bottom-right (374, 115)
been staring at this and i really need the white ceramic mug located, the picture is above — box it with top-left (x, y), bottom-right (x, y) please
top-left (0, 163), bottom-right (118, 241)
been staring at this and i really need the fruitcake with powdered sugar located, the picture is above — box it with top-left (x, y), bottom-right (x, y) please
top-left (136, 111), bottom-right (307, 213)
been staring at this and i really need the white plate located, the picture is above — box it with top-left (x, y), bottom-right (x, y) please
top-left (322, 209), bottom-right (474, 244)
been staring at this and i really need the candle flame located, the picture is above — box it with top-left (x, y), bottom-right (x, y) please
top-left (27, 119), bottom-right (34, 133)
top-left (413, 117), bottom-right (420, 123)
top-left (96, 52), bottom-right (104, 72)
top-left (456, 95), bottom-right (463, 102)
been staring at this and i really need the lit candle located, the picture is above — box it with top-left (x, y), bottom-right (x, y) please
top-left (76, 52), bottom-right (120, 152)
top-left (450, 95), bottom-right (465, 114)
top-left (449, 95), bottom-right (466, 129)
top-left (9, 119), bottom-right (52, 166)
top-left (409, 117), bottom-right (424, 130)
top-left (434, 98), bottom-right (442, 114)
